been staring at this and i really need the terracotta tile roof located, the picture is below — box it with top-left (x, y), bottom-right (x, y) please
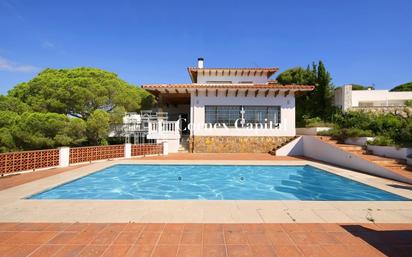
top-left (187, 67), bottom-right (279, 82)
top-left (143, 83), bottom-right (315, 91)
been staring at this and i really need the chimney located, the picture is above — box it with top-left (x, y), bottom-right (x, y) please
top-left (197, 58), bottom-right (204, 69)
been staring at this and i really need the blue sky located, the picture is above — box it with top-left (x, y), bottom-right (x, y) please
top-left (0, 0), bottom-right (411, 94)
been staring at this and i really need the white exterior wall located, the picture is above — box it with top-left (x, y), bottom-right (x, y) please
top-left (190, 90), bottom-right (296, 137)
top-left (352, 90), bottom-right (412, 107)
top-left (197, 74), bottom-right (268, 84)
top-left (334, 85), bottom-right (412, 109)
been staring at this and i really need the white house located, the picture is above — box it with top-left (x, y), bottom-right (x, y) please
top-left (142, 58), bottom-right (314, 153)
top-left (335, 84), bottom-right (412, 111)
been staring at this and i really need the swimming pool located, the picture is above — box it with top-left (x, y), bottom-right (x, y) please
top-left (29, 164), bottom-right (408, 200)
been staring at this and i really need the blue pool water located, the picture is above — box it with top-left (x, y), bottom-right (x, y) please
top-left (29, 165), bottom-right (408, 200)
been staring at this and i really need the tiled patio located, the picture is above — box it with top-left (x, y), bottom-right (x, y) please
top-left (0, 222), bottom-right (411, 257)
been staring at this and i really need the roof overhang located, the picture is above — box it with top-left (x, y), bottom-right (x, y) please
top-left (143, 83), bottom-right (315, 97)
top-left (187, 68), bottom-right (279, 82)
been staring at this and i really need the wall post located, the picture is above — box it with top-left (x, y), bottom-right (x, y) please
top-left (58, 147), bottom-right (70, 167)
top-left (124, 143), bottom-right (132, 158)
top-left (163, 141), bottom-right (169, 156)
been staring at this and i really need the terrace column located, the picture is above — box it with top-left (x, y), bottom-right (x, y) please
top-left (124, 143), bottom-right (132, 158)
top-left (58, 147), bottom-right (70, 167)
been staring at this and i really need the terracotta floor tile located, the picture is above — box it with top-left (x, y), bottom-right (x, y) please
top-left (250, 245), bottom-right (278, 257)
top-left (298, 245), bottom-right (331, 257)
top-left (242, 224), bottom-right (265, 232)
top-left (101, 244), bottom-right (131, 257)
top-left (158, 231), bottom-right (182, 244)
top-left (6, 231), bottom-right (58, 244)
top-left (345, 244), bottom-right (387, 257)
top-left (267, 231), bottom-right (295, 246)
top-left (125, 244), bottom-right (154, 257)
top-left (123, 223), bottom-right (145, 232)
top-left (143, 223), bottom-right (165, 232)
top-left (113, 231), bottom-right (140, 244)
top-left (181, 232), bottom-right (202, 245)
top-left (309, 232), bottom-right (339, 245)
top-left (83, 224), bottom-right (108, 233)
top-left (227, 244), bottom-right (253, 257)
top-left (203, 245), bottom-right (227, 257)
top-left (264, 224), bottom-right (284, 233)
top-left (64, 223), bottom-right (89, 232)
top-left (224, 231), bottom-right (248, 244)
top-left (78, 245), bottom-right (108, 257)
top-left (184, 224), bottom-right (203, 232)
top-left (105, 223), bottom-right (127, 232)
top-left (151, 244), bottom-right (178, 257)
top-left (281, 224), bottom-right (306, 233)
top-left (247, 232), bottom-right (272, 245)
top-left (223, 224), bottom-right (243, 232)
top-left (91, 229), bottom-right (119, 245)
top-left (319, 224), bottom-right (346, 233)
top-left (1, 244), bottom-right (39, 257)
top-left (0, 231), bottom-right (17, 242)
top-left (29, 244), bottom-right (64, 257)
top-left (14, 223), bottom-right (50, 231)
top-left (204, 224), bottom-right (223, 232)
top-left (0, 223), bottom-right (19, 232)
top-left (48, 231), bottom-right (78, 244)
top-left (203, 231), bottom-right (225, 245)
top-left (273, 245), bottom-right (304, 257)
top-left (69, 231), bottom-right (100, 244)
top-left (300, 224), bottom-right (327, 232)
top-left (177, 245), bottom-right (202, 257)
top-left (289, 232), bottom-right (314, 245)
top-left (328, 232), bottom-right (365, 245)
top-left (43, 223), bottom-right (72, 231)
top-left (321, 244), bottom-right (353, 257)
top-left (164, 223), bottom-right (185, 232)
top-left (136, 232), bottom-right (161, 245)
top-left (53, 244), bottom-right (86, 257)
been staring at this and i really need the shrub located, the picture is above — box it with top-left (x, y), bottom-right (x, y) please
top-left (367, 136), bottom-right (395, 146)
top-left (302, 116), bottom-right (334, 128)
top-left (319, 128), bottom-right (374, 142)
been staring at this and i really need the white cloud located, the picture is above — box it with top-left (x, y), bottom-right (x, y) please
top-left (0, 56), bottom-right (40, 73)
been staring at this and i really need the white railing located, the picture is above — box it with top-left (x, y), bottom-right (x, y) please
top-left (148, 120), bottom-right (180, 136)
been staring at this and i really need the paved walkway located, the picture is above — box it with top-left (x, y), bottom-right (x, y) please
top-left (0, 164), bottom-right (88, 191)
top-left (0, 222), bottom-right (410, 257)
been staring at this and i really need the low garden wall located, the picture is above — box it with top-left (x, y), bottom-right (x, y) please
top-left (0, 143), bottom-right (166, 176)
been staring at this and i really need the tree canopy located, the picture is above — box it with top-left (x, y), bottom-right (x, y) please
top-left (0, 67), bottom-right (156, 152)
top-left (276, 61), bottom-right (336, 126)
top-left (351, 84), bottom-right (375, 90)
top-left (9, 67), bottom-right (155, 119)
top-left (390, 82), bottom-right (412, 92)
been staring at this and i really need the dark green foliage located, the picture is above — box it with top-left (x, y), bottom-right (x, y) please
top-left (351, 84), bottom-right (375, 90)
top-left (9, 67), bottom-right (155, 119)
top-left (322, 111), bottom-right (412, 147)
top-left (390, 82), bottom-right (412, 92)
top-left (0, 67), bottom-right (156, 152)
top-left (277, 61), bottom-right (337, 126)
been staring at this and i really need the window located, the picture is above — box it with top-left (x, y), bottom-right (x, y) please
top-left (205, 106), bottom-right (241, 127)
top-left (205, 81), bottom-right (232, 84)
top-left (244, 106), bottom-right (281, 124)
top-left (205, 105), bottom-right (281, 127)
